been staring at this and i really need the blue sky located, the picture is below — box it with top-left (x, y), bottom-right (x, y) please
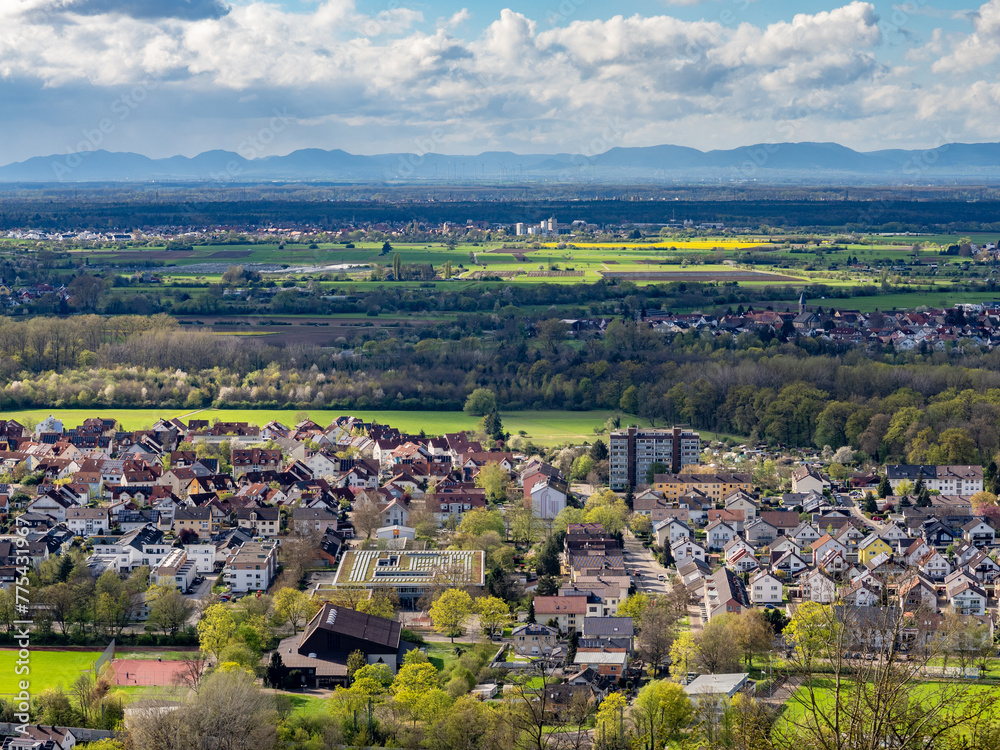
top-left (0, 0), bottom-right (996, 165)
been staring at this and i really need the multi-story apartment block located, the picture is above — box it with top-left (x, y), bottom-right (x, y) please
top-left (224, 541), bottom-right (278, 592)
top-left (886, 465), bottom-right (983, 496)
top-left (609, 426), bottom-right (700, 490)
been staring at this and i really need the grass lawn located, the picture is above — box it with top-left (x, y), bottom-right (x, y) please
top-left (780, 677), bottom-right (994, 728)
top-left (115, 651), bottom-right (196, 662)
top-left (0, 650), bottom-right (101, 695)
top-left (283, 693), bottom-right (330, 718)
top-left (0, 408), bottom-right (639, 446)
top-left (110, 684), bottom-right (188, 702)
top-left (424, 642), bottom-right (480, 673)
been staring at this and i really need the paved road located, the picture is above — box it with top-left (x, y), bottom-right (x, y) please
top-left (623, 532), bottom-right (673, 596)
top-left (839, 493), bottom-right (878, 532)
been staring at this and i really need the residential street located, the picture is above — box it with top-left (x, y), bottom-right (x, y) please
top-left (623, 532), bottom-right (672, 596)
top-left (839, 493), bottom-right (878, 532)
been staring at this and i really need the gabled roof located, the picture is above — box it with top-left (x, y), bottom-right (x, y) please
top-left (582, 617), bottom-right (634, 637)
top-left (300, 602), bottom-right (402, 650)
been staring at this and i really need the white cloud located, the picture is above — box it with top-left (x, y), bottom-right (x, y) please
top-left (930, 0), bottom-right (1000, 72)
top-left (0, 0), bottom-right (998, 162)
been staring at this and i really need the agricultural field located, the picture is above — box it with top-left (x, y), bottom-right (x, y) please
top-left (63, 236), bottom-right (975, 287)
top-left (0, 650), bottom-right (101, 696)
top-left (0, 408), bottom-right (639, 446)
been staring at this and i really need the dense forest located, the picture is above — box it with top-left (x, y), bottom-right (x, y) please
top-left (3, 314), bottom-right (1000, 467)
top-left (4, 188), bottom-right (1000, 231)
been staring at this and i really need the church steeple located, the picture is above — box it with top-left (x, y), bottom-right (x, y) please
top-left (798, 292), bottom-right (806, 315)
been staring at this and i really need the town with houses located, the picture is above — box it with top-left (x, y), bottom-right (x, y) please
top-left (0, 408), bottom-right (999, 747)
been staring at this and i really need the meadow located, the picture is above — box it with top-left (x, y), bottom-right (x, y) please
top-left (0, 408), bottom-right (639, 446)
top-left (778, 676), bottom-right (995, 731)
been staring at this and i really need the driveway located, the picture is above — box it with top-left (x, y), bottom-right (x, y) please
top-left (183, 577), bottom-right (213, 600)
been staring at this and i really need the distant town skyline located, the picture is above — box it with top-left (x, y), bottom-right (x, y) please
top-left (0, 0), bottom-right (995, 165)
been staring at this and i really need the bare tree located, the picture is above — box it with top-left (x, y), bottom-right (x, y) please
top-left (637, 601), bottom-right (678, 677)
top-left (173, 654), bottom-right (207, 691)
top-left (695, 615), bottom-right (741, 673)
top-left (132, 669), bottom-right (276, 750)
top-left (353, 495), bottom-right (384, 540)
top-left (778, 603), bottom-right (992, 750)
top-left (280, 528), bottom-right (322, 580)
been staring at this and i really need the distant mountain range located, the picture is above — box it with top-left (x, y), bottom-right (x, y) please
top-left (4, 141), bottom-right (1000, 183)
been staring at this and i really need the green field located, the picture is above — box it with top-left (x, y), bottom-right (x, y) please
top-left (767, 289), bottom-right (1000, 313)
top-left (0, 408), bottom-right (639, 446)
top-left (65, 238), bottom-right (938, 289)
top-left (780, 677), bottom-right (993, 728)
top-left (0, 650), bottom-right (101, 695)
top-left (285, 693), bottom-right (330, 718)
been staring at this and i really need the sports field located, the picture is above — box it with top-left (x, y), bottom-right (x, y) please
top-left (0, 650), bottom-right (101, 695)
top-left (0, 408), bottom-right (637, 445)
top-left (111, 658), bottom-right (188, 686)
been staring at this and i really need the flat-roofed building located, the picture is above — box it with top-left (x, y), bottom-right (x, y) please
top-left (609, 426), bottom-right (700, 490)
top-left (330, 549), bottom-right (485, 609)
top-left (224, 540), bottom-right (278, 592)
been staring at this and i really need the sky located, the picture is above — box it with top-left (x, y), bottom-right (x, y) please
top-left (0, 0), bottom-right (997, 163)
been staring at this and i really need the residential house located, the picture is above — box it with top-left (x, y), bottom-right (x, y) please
top-left (840, 576), bottom-right (881, 607)
top-left (962, 518), bottom-right (995, 548)
top-left (581, 617), bottom-right (635, 652)
top-left (671, 538), bottom-right (706, 566)
top-left (292, 507), bottom-right (339, 535)
top-left (230, 448), bottom-right (282, 479)
top-left (705, 519), bottom-right (736, 551)
top-left (800, 568), bottom-right (836, 603)
top-left (791, 522), bottom-right (821, 549)
top-left (727, 547), bottom-right (760, 575)
top-left (812, 534), bottom-right (847, 563)
top-left (65, 507), bottom-right (108, 537)
top-left (858, 534), bottom-right (893, 565)
top-left (173, 507), bottom-right (217, 538)
top-left (724, 492), bottom-right (759, 521)
top-left (965, 549), bottom-right (1000, 582)
top-left (236, 507), bottom-right (280, 538)
top-left (654, 519), bottom-right (691, 549)
top-left (703, 567), bottom-right (751, 621)
top-left (792, 466), bottom-right (831, 494)
top-left (573, 651), bottom-right (626, 678)
top-left (921, 518), bottom-right (959, 550)
top-left (510, 623), bottom-right (560, 656)
top-left (949, 580), bottom-right (988, 615)
top-left (758, 511), bottom-right (800, 537)
top-left (378, 497), bottom-right (410, 528)
top-left (916, 549), bottom-right (951, 581)
top-left (749, 571), bottom-right (783, 605)
top-left (898, 574), bottom-right (938, 612)
top-left (744, 518), bottom-right (779, 547)
top-left (533, 595), bottom-right (588, 634)
top-left (771, 550), bottom-right (808, 577)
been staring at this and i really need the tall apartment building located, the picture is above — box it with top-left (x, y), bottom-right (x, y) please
top-left (609, 426), bottom-right (700, 490)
